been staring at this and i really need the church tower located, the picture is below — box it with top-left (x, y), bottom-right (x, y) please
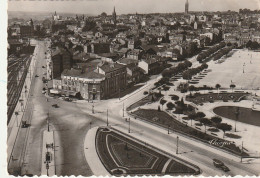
top-left (185, 0), bottom-right (189, 14)
top-left (112, 6), bottom-right (117, 26)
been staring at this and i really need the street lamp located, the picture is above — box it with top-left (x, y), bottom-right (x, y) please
top-left (119, 88), bottom-right (121, 100)
top-left (235, 107), bottom-right (239, 132)
top-left (106, 109), bottom-right (109, 127)
top-left (128, 118), bottom-right (131, 133)
top-left (122, 103), bottom-right (124, 118)
top-left (176, 136), bottom-right (179, 154)
top-left (47, 112), bottom-right (50, 132)
top-left (92, 102), bottom-right (94, 114)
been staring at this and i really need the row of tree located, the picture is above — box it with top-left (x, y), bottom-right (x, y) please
top-left (187, 113), bottom-right (232, 138)
top-left (161, 60), bottom-right (192, 78)
top-left (182, 63), bottom-right (208, 80)
top-left (197, 42), bottom-right (226, 62)
top-left (212, 46), bottom-right (234, 61)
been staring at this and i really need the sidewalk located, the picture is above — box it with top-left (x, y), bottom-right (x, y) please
top-left (84, 127), bottom-right (110, 176)
top-left (41, 130), bottom-right (55, 176)
top-left (7, 44), bottom-right (38, 166)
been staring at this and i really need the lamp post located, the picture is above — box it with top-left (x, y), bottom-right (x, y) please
top-left (47, 112), bottom-right (50, 132)
top-left (92, 102), bottom-right (94, 114)
top-left (176, 136), bottom-right (179, 154)
top-left (235, 108), bottom-right (239, 132)
top-left (119, 88), bottom-right (121, 100)
top-left (128, 118), bottom-right (131, 133)
top-left (123, 103), bottom-right (124, 118)
top-left (106, 109), bottom-right (109, 127)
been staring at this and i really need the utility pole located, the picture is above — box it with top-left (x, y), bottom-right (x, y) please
top-left (176, 136), bottom-right (179, 154)
top-left (128, 118), bottom-right (131, 133)
top-left (107, 109), bottom-right (109, 126)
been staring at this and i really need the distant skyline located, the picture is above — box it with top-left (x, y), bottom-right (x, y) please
top-left (8, 0), bottom-right (260, 15)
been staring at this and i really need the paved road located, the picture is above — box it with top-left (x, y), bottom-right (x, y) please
top-left (76, 84), bottom-right (260, 176)
top-left (7, 40), bottom-right (99, 176)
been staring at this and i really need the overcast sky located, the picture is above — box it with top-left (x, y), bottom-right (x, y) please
top-left (8, 0), bottom-right (260, 15)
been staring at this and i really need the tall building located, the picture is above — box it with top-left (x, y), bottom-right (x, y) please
top-left (112, 6), bottom-right (117, 26)
top-left (185, 0), bottom-right (189, 14)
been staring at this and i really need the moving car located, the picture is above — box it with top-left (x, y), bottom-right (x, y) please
top-left (52, 104), bottom-right (59, 108)
top-left (213, 159), bottom-right (230, 172)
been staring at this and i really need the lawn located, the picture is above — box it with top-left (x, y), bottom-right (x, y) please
top-left (126, 92), bottom-right (163, 111)
top-left (186, 92), bottom-right (249, 104)
top-left (131, 109), bottom-right (248, 156)
top-left (95, 128), bottom-right (199, 176)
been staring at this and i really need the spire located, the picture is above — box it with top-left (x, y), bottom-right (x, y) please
top-left (55, 11), bottom-right (57, 16)
top-left (185, 0), bottom-right (189, 14)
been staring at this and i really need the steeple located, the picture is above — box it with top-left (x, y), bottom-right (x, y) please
top-left (55, 11), bottom-right (57, 16)
top-left (185, 0), bottom-right (189, 14)
top-left (112, 6), bottom-right (117, 26)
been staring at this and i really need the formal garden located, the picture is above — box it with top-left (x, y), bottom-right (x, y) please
top-left (95, 128), bottom-right (199, 176)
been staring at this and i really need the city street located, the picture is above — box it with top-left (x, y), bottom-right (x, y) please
top-left (75, 80), bottom-right (260, 176)
top-left (7, 40), bottom-right (103, 176)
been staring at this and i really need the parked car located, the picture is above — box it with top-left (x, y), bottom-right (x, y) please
top-left (35, 74), bottom-right (39, 78)
top-left (213, 159), bottom-right (230, 172)
top-left (42, 66), bottom-right (45, 68)
top-left (63, 97), bottom-right (72, 102)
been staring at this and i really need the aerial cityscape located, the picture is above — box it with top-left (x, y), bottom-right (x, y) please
top-left (6, 0), bottom-right (260, 176)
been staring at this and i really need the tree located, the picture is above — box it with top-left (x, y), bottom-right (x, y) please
top-left (184, 60), bottom-right (192, 68)
top-left (160, 99), bottom-right (167, 110)
top-left (196, 112), bottom-right (206, 118)
top-left (166, 102), bottom-right (175, 110)
top-left (200, 118), bottom-right (212, 133)
top-left (215, 84), bottom-right (221, 94)
top-left (230, 84), bottom-right (236, 93)
top-left (211, 116), bottom-right (222, 125)
top-left (217, 123), bottom-right (232, 138)
top-left (188, 85), bottom-right (196, 92)
top-left (101, 12), bottom-right (107, 17)
top-left (188, 113), bottom-right (196, 126)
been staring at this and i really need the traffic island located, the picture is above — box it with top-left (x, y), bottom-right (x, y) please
top-left (41, 130), bottom-right (55, 176)
top-left (95, 127), bottom-right (200, 176)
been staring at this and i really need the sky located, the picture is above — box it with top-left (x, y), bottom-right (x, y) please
top-left (7, 0), bottom-right (260, 15)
